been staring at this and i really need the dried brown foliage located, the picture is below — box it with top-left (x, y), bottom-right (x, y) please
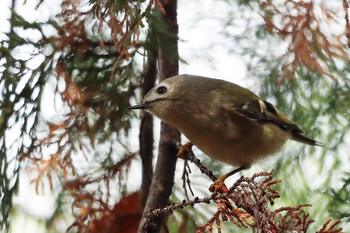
top-left (25, 61), bottom-right (88, 193)
top-left (1, 1), bottom-right (174, 232)
top-left (65, 153), bottom-right (137, 231)
top-left (317, 218), bottom-right (343, 233)
top-left (261, 0), bottom-right (348, 84)
top-left (142, 170), bottom-right (303, 232)
top-left (141, 148), bottom-right (343, 233)
top-left (23, 0), bottom-right (157, 161)
top-left (17, 0), bottom-right (158, 229)
top-left (49, 0), bottom-right (156, 61)
top-left (88, 192), bottom-right (141, 233)
top-left (6, 0), bottom-right (347, 232)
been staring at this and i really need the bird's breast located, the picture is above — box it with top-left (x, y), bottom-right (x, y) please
top-left (156, 103), bottom-right (290, 167)
top-left (177, 120), bottom-right (290, 168)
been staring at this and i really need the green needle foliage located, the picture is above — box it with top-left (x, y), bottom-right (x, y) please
top-left (223, 0), bottom-right (350, 231)
top-left (0, 0), bottom-right (349, 232)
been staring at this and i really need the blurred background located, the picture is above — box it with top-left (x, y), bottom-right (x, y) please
top-left (0, 0), bottom-right (349, 232)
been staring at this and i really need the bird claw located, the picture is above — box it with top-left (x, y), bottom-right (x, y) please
top-left (209, 166), bottom-right (245, 193)
top-left (209, 175), bottom-right (228, 193)
top-left (176, 142), bottom-right (193, 159)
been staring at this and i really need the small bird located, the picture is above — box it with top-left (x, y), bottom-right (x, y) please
top-left (130, 74), bottom-right (320, 192)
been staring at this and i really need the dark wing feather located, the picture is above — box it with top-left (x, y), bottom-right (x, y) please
top-left (232, 99), bottom-right (321, 146)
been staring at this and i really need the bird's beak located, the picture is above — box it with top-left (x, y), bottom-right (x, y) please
top-left (129, 102), bottom-right (148, 110)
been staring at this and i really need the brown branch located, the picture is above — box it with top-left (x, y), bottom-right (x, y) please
top-left (343, 0), bottom-right (350, 47)
top-left (139, 26), bottom-right (159, 209)
top-left (167, 149), bottom-right (342, 232)
top-left (142, 170), bottom-right (278, 232)
top-left (181, 159), bottom-right (195, 199)
top-left (142, 166), bottom-right (342, 233)
top-left (138, 0), bottom-right (181, 232)
top-left (177, 143), bottom-right (218, 182)
top-left (316, 217), bottom-right (342, 233)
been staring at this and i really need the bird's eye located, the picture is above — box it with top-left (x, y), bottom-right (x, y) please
top-left (156, 86), bottom-right (167, 95)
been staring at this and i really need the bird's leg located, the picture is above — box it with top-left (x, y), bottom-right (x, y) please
top-left (177, 142), bottom-right (193, 159)
top-left (209, 166), bottom-right (246, 193)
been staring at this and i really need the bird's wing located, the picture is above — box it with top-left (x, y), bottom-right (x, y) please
top-left (232, 99), bottom-right (320, 146)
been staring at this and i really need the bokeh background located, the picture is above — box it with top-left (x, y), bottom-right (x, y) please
top-left (1, 0), bottom-right (349, 232)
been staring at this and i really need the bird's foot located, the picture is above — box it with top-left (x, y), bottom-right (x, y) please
top-left (176, 142), bottom-right (193, 159)
top-left (209, 174), bottom-right (229, 193)
top-left (209, 166), bottom-right (245, 193)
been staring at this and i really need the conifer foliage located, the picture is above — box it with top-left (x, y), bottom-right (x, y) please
top-left (0, 0), bottom-right (349, 232)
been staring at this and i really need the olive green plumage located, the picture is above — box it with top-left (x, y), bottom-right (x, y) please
top-left (130, 74), bottom-right (320, 168)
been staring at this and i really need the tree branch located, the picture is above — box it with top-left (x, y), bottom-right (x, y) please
top-left (139, 28), bottom-right (158, 209)
top-left (138, 0), bottom-right (180, 232)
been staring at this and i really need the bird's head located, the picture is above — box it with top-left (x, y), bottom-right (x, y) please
top-left (129, 76), bottom-right (182, 119)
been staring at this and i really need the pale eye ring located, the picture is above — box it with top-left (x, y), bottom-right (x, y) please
top-left (156, 86), bottom-right (167, 94)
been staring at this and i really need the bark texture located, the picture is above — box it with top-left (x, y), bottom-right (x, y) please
top-left (139, 48), bottom-right (157, 210)
top-left (138, 0), bottom-right (181, 232)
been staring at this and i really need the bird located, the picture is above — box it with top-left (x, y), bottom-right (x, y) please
top-left (129, 74), bottom-right (321, 192)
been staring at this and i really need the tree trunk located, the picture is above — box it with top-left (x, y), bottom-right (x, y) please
top-left (139, 34), bottom-right (158, 210)
top-left (138, 0), bottom-right (180, 232)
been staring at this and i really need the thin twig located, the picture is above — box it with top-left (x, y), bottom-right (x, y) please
top-left (343, 0), bottom-right (350, 47)
top-left (177, 143), bottom-right (217, 182)
top-left (182, 159), bottom-right (194, 199)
